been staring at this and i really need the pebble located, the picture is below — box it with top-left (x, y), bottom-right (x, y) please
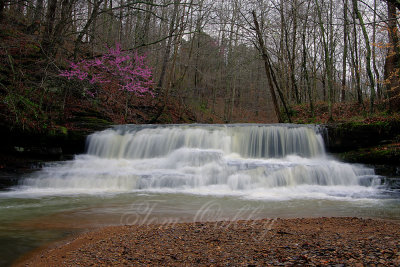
top-left (17, 217), bottom-right (400, 266)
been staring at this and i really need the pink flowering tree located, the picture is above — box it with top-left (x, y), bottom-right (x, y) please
top-left (60, 43), bottom-right (154, 97)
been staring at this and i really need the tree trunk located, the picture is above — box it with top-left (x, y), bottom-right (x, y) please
top-left (174, 1), bottom-right (195, 93)
top-left (50, 0), bottom-right (76, 57)
top-left (291, 0), bottom-right (300, 103)
top-left (329, 0), bottom-right (336, 104)
top-left (106, 0), bottom-right (113, 45)
top-left (41, 0), bottom-right (58, 55)
top-left (372, 0), bottom-right (382, 100)
top-left (351, 7), bottom-right (363, 105)
top-left (341, 0), bottom-right (349, 102)
top-left (353, 0), bottom-right (375, 113)
top-left (136, 0), bottom-right (154, 49)
top-left (385, 2), bottom-right (400, 111)
top-left (252, 11), bottom-right (283, 123)
top-left (315, 0), bottom-right (334, 121)
top-left (73, 0), bottom-right (103, 59)
top-left (86, 0), bottom-right (92, 43)
top-left (301, 1), bottom-right (313, 115)
top-left (226, 0), bottom-right (238, 122)
top-left (118, 0), bottom-right (124, 43)
top-left (267, 50), bottom-right (292, 123)
top-left (150, 0), bottom-right (180, 123)
top-left (157, 0), bottom-right (180, 91)
top-left (279, 0), bottom-right (289, 102)
top-left (302, 33), bottom-right (313, 116)
top-left (283, 1), bottom-right (300, 104)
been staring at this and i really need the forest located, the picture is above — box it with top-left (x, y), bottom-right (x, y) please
top-left (1, 0), bottom-right (400, 133)
top-left (2, 2), bottom-right (400, 265)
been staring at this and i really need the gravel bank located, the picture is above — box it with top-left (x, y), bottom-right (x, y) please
top-left (17, 217), bottom-right (400, 266)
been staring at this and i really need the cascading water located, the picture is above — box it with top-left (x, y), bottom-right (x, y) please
top-left (19, 124), bottom-right (382, 199)
top-left (2, 124), bottom-right (400, 266)
top-left (85, 124), bottom-right (325, 159)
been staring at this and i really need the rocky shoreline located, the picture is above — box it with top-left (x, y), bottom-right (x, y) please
top-left (16, 217), bottom-right (400, 266)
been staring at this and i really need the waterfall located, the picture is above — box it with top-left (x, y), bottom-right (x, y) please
top-left (86, 124), bottom-right (325, 159)
top-left (20, 124), bottom-right (381, 199)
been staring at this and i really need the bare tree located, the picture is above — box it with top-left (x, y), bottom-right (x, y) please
top-left (385, 1), bottom-right (400, 111)
top-left (252, 10), bottom-right (281, 122)
top-left (353, 0), bottom-right (376, 112)
top-left (41, 0), bottom-right (58, 55)
top-left (341, 0), bottom-right (349, 102)
top-left (301, 1), bottom-right (314, 115)
top-left (372, 0), bottom-right (382, 100)
top-left (73, 0), bottom-right (103, 59)
top-left (315, 0), bottom-right (334, 121)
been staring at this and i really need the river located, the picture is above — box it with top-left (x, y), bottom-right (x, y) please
top-left (1, 124), bottom-right (399, 265)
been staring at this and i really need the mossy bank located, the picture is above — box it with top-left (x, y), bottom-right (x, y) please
top-left (324, 119), bottom-right (400, 167)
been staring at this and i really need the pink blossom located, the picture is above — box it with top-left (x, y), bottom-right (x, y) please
top-left (59, 43), bottom-right (154, 97)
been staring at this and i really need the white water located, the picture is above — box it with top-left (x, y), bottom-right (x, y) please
top-left (2, 124), bottom-right (400, 266)
top-left (14, 124), bottom-right (384, 200)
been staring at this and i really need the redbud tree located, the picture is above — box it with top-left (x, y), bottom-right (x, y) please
top-left (60, 44), bottom-right (154, 97)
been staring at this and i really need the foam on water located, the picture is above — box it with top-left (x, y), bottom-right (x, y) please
top-left (9, 124), bottom-right (386, 201)
top-left (0, 124), bottom-right (398, 267)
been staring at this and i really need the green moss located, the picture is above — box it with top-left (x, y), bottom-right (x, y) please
top-left (339, 144), bottom-right (400, 165)
top-left (337, 120), bottom-right (392, 134)
top-left (59, 126), bottom-right (68, 135)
